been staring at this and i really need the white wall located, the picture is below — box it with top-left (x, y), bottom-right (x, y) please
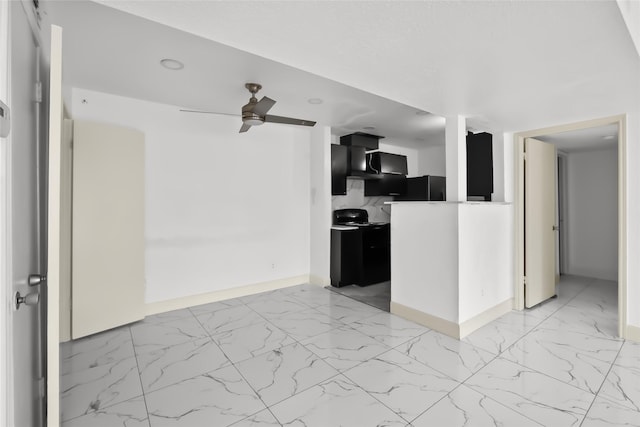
top-left (391, 202), bottom-right (512, 324)
top-left (566, 148), bottom-right (618, 281)
top-left (71, 88), bottom-right (311, 304)
top-left (458, 203), bottom-right (512, 322)
top-left (417, 145), bottom-right (446, 176)
top-left (309, 125), bottom-right (332, 286)
top-left (391, 203), bottom-right (460, 323)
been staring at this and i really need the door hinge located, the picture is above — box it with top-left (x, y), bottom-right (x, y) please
top-left (523, 276), bottom-right (527, 285)
top-left (35, 81), bottom-right (42, 104)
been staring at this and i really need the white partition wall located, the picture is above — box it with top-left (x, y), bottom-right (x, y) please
top-left (390, 201), bottom-right (512, 338)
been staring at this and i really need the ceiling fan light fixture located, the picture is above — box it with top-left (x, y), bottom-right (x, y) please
top-left (244, 118), bottom-right (264, 126)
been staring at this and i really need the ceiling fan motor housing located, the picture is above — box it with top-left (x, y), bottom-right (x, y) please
top-left (242, 100), bottom-right (264, 126)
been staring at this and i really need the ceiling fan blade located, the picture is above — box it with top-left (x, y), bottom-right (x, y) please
top-left (252, 96), bottom-right (276, 116)
top-left (180, 109), bottom-right (239, 117)
top-left (239, 123), bottom-right (252, 133)
top-left (264, 115), bottom-right (316, 127)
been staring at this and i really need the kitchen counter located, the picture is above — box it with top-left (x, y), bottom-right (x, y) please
top-left (389, 202), bottom-right (512, 339)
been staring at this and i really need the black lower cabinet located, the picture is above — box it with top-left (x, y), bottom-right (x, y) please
top-left (330, 225), bottom-right (390, 287)
top-left (361, 225), bottom-right (391, 285)
top-left (330, 228), bottom-right (362, 287)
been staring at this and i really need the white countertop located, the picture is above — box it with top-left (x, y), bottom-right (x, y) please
top-left (385, 201), bottom-right (512, 205)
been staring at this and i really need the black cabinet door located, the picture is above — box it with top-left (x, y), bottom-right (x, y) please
top-left (466, 132), bottom-right (493, 201)
top-left (330, 228), bottom-right (362, 287)
top-left (331, 144), bottom-right (348, 195)
top-left (364, 174), bottom-right (407, 196)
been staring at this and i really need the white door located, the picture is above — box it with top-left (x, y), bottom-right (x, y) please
top-left (10, 3), bottom-right (47, 425)
top-left (72, 120), bottom-right (145, 339)
top-left (525, 137), bottom-right (557, 308)
top-left (47, 25), bottom-right (64, 426)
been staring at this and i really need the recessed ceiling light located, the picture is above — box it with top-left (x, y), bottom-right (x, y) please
top-left (603, 135), bottom-right (615, 140)
top-left (363, 126), bottom-right (376, 131)
top-left (160, 58), bottom-right (184, 70)
top-left (307, 98), bottom-right (323, 104)
top-left (415, 110), bottom-right (429, 116)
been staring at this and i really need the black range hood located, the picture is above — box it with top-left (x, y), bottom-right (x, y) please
top-left (340, 133), bottom-right (383, 177)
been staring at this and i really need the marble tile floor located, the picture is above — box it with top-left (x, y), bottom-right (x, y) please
top-left (327, 280), bottom-right (391, 312)
top-left (59, 275), bottom-right (640, 427)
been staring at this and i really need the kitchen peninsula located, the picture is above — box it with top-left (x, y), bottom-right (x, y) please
top-left (387, 201), bottom-right (512, 339)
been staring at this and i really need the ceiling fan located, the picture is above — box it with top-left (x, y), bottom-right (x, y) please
top-left (180, 83), bottom-right (317, 133)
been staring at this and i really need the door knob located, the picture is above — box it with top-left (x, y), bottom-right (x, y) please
top-left (28, 274), bottom-right (46, 287)
top-left (15, 291), bottom-right (39, 310)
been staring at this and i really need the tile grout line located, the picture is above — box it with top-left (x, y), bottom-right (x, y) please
top-left (189, 303), bottom-right (274, 426)
top-left (128, 326), bottom-right (152, 426)
top-left (577, 341), bottom-right (626, 427)
top-left (434, 279), bottom-right (604, 426)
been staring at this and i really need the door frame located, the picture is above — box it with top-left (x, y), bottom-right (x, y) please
top-left (0, 0), bottom-right (12, 424)
top-left (514, 114), bottom-right (627, 338)
top-left (556, 151), bottom-right (569, 275)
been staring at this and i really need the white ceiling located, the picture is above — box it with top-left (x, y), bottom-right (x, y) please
top-left (46, 0), bottom-right (447, 148)
top-left (46, 0), bottom-right (639, 150)
top-left (537, 124), bottom-right (618, 153)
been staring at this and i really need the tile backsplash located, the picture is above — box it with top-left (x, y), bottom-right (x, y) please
top-left (331, 178), bottom-right (393, 223)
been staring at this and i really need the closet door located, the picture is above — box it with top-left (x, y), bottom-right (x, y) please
top-left (72, 120), bottom-right (145, 338)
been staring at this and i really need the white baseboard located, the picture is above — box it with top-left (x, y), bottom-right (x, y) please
top-left (626, 324), bottom-right (640, 343)
top-left (308, 274), bottom-right (330, 287)
top-left (390, 302), bottom-right (459, 338)
top-left (390, 298), bottom-right (514, 340)
top-left (145, 275), bottom-right (310, 316)
top-left (459, 298), bottom-right (514, 339)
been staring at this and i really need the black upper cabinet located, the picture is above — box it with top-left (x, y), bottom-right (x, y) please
top-left (348, 146), bottom-right (367, 177)
top-left (340, 132), bottom-right (381, 150)
top-left (394, 175), bottom-right (446, 201)
top-left (366, 152), bottom-right (408, 175)
top-left (466, 132), bottom-right (493, 201)
top-left (365, 174), bottom-right (407, 196)
top-left (331, 144), bottom-right (348, 195)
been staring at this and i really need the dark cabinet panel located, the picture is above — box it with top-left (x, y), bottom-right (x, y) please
top-left (348, 146), bottom-right (367, 176)
top-left (364, 174), bottom-right (407, 196)
top-left (330, 225), bottom-right (390, 287)
top-left (467, 132), bottom-right (493, 201)
top-left (330, 228), bottom-right (362, 287)
top-left (331, 144), bottom-right (347, 195)
top-left (366, 152), bottom-right (408, 175)
top-left (394, 175), bottom-right (446, 201)
top-left (339, 132), bottom-right (381, 149)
